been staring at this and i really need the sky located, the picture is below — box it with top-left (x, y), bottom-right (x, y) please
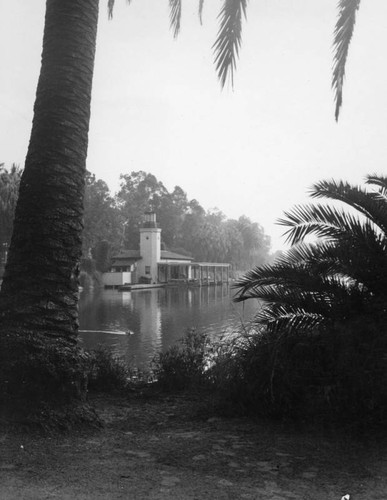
top-left (1, 0), bottom-right (387, 251)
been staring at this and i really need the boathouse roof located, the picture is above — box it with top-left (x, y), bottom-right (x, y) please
top-left (111, 249), bottom-right (193, 264)
top-left (113, 250), bottom-right (142, 260)
top-left (160, 250), bottom-right (194, 261)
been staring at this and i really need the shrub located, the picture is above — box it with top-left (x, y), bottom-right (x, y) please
top-left (207, 316), bottom-right (387, 425)
top-left (87, 348), bottom-right (130, 393)
top-left (152, 328), bottom-right (211, 391)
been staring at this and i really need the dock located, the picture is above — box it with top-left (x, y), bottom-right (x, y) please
top-left (117, 283), bottom-right (165, 291)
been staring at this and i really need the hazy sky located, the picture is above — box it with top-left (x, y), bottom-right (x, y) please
top-left (1, 1), bottom-right (387, 250)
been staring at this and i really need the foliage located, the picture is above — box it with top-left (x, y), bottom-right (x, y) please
top-left (116, 170), bottom-right (271, 271)
top-left (0, 163), bottom-right (22, 251)
top-left (87, 348), bottom-right (130, 392)
top-left (207, 319), bottom-right (387, 423)
top-left (229, 175), bottom-right (387, 423)
top-left (213, 0), bottom-right (247, 87)
top-left (111, 0), bottom-right (364, 118)
top-left (116, 171), bottom-right (170, 249)
top-left (83, 171), bottom-right (122, 256)
top-left (235, 176), bottom-right (387, 333)
top-left (80, 257), bottom-right (96, 275)
top-left (94, 240), bottom-right (111, 273)
top-left (152, 329), bottom-right (211, 391)
top-left (333, 0), bottom-right (361, 120)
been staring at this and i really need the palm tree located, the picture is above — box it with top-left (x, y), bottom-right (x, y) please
top-left (0, 1), bottom-right (99, 345)
top-left (234, 175), bottom-right (387, 333)
top-left (233, 175), bottom-right (387, 419)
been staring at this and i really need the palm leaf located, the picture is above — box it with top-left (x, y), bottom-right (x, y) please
top-left (213, 0), bottom-right (247, 88)
top-left (108, 0), bottom-right (132, 20)
top-left (278, 203), bottom-right (365, 245)
top-left (233, 247), bottom-right (355, 306)
top-left (366, 174), bottom-right (387, 199)
top-left (199, 0), bottom-right (204, 24)
top-left (311, 179), bottom-right (387, 235)
top-left (169, 0), bottom-right (182, 38)
top-left (332, 0), bottom-right (361, 121)
top-left (257, 304), bottom-right (326, 335)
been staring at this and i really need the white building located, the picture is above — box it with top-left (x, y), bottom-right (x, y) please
top-left (103, 212), bottom-right (230, 288)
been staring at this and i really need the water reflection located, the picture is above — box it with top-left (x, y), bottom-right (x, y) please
top-left (79, 285), bottom-right (258, 368)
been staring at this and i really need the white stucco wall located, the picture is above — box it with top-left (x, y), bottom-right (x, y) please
top-left (138, 227), bottom-right (161, 282)
top-left (102, 272), bottom-right (132, 287)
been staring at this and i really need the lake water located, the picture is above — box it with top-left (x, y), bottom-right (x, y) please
top-left (79, 285), bottom-right (259, 368)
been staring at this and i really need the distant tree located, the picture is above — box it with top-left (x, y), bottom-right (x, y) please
top-left (223, 216), bottom-right (270, 272)
top-left (116, 171), bottom-right (169, 248)
top-left (83, 171), bottom-right (121, 256)
top-left (0, 163), bottom-right (22, 253)
top-left (94, 240), bottom-right (111, 273)
top-left (158, 186), bottom-right (189, 248)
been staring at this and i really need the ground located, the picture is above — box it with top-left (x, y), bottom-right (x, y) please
top-left (1, 391), bottom-right (387, 500)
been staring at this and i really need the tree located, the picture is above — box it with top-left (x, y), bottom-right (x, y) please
top-left (0, 1), bottom-right (99, 345)
top-left (234, 175), bottom-right (387, 332)
top-left (233, 175), bottom-right (387, 419)
top-left (116, 171), bottom-right (169, 248)
top-left (83, 171), bottom-right (122, 256)
top-left (0, 163), bottom-right (22, 254)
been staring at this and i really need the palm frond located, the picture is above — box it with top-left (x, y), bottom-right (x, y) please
top-left (278, 203), bottom-right (365, 245)
top-left (108, 0), bottom-right (132, 20)
top-left (332, 0), bottom-right (361, 121)
top-left (257, 304), bottom-right (326, 335)
top-left (213, 0), bottom-right (247, 88)
top-left (199, 0), bottom-right (204, 24)
top-left (169, 0), bottom-right (182, 38)
top-left (366, 174), bottom-right (387, 198)
top-left (108, 0), bottom-right (115, 19)
top-left (311, 179), bottom-right (387, 235)
top-left (233, 261), bottom-right (318, 301)
top-left (233, 248), bottom-right (355, 306)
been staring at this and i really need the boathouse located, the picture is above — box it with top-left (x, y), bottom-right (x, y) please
top-left (103, 212), bottom-right (230, 288)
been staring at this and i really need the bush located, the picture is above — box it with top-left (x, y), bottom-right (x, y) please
top-left (87, 348), bottom-right (130, 393)
top-left (207, 317), bottom-right (387, 425)
top-left (152, 328), bottom-right (211, 391)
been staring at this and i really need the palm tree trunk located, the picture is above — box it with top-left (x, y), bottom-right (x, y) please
top-left (0, 0), bottom-right (99, 344)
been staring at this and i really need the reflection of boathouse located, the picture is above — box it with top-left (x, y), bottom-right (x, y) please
top-left (103, 212), bottom-right (230, 288)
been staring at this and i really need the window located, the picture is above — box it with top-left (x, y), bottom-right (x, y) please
top-left (145, 266), bottom-right (151, 275)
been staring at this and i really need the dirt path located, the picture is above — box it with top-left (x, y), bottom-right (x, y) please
top-left (1, 392), bottom-right (386, 499)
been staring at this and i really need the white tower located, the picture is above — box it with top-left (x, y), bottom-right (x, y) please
top-left (138, 211), bottom-right (161, 283)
